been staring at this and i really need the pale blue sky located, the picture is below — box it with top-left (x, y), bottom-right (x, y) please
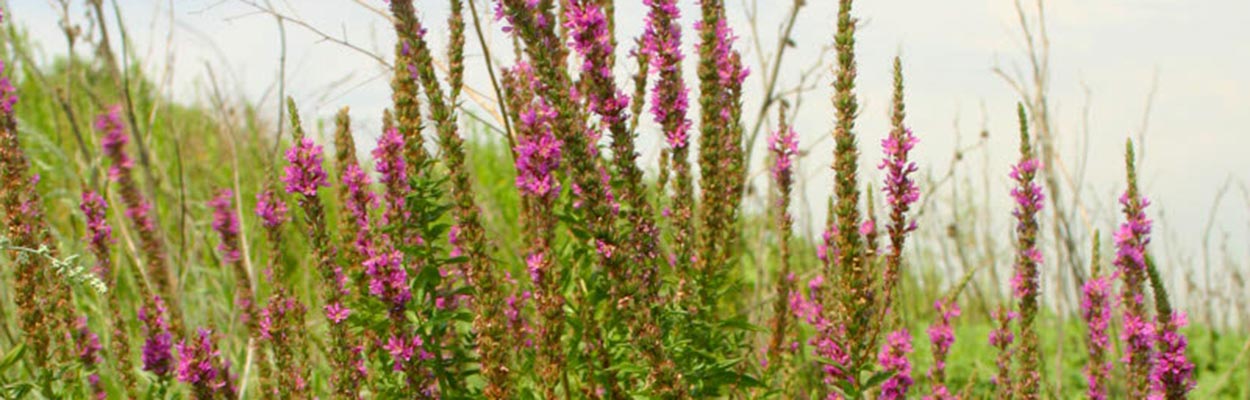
top-left (10, 0), bottom-right (1250, 314)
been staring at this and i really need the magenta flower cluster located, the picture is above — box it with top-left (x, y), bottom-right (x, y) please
top-left (927, 300), bottom-right (959, 364)
top-left (0, 61), bottom-right (16, 114)
top-left (373, 127), bottom-right (408, 224)
top-left (341, 163), bottom-right (377, 252)
top-left (513, 70), bottom-right (562, 199)
top-left (877, 329), bottom-right (914, 400)
top-left (364, 248), bottom-right (411, 309)
top-left (208, 189), bottom-right (242, 263)
top-left (789, 276), bottom-right (851, 390)
top-left (324, 302), bottom-right (352, 325)
top-left (879, 128), bottom-right (919, 221)
top-left (255, 189), bottom-right (288, 229)
top-left (176, 328), bottom-right (237, 396)
top-left (282, 138), bottom-right (329, 197)
top-left (1080, 275), bottom-right (1113, 400)
top-left (1151, 312), bottom-right (1195, 397)
top-left (564, 1), bottom-right (630, 126)
top-left (80, 191), bottom-right (112, 277)
top-left (384, 333), bottom-right (432, 371)
top-left (768, 121), bottom-right (799, 186)
top-left (642, 0), bottom-right (692, 149)
top-left (95, 106), bottom-right (132, 181)
top-left (1114, 193), bottom-right (1152, 276)
top-left (139, 296), bottom-right (174, 377)
top-left (700, 18), bottom-right (749, 88)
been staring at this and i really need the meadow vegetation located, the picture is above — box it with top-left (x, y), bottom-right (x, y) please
top-left (0, 0), bottom-right (1246, 399)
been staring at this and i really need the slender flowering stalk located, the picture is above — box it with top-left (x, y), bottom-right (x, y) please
top-left (1080, 233), bottom-right (1111, 400)
top-left (499, 0), bottom-right (653, 396)
top-left (1, 54), bottom-right (76, 370)
top-left (80, 191), bottom-right (138, 394)
top-left (790, 275), bottom-right (852, 396)
top-left (828, 0), bottom-right (879, 383)
top-left (341, 163), bottom-right (377, 256)
top-left (695, 0), bottom-right (750, 305)
top-left (374, 127), bottom-right (408, 228)
top-left (387, 0), bottom-right (429, 173)
top-left (139, 295), bottom-right (175, 379)
top-left (96, 106), bottom-right (182, 333)
top-left (877, 329), bottom-right (914, 400)
top-left (255, 185), bottom-right (288, 283)
top-left (209, 190), bottom-right (257, 330)
top-left (565, 0), bottom-right (664, 313)
top-left (258, 158), bottom-right (299, 397)
top-left (766, 103), bottom-right (798, 369)
top-left (878, 57), bottom-right (919, 313)
top-left (1132, 159), bottom-right (1194, 399)
top-left (1117, 140), bottom-right (1154, 398)
top-left (925, 299), bottom-right (959, 399)
top-left (505, 61), bottom-right (566, 398)
top-left (989, 307), bottom-right (1017, 396)
top-left (282, 99), bottom-right (359, 398)
top-left (176, 328), bottom-right (238, 399)
top-left (389, 2), bottom-right (512, 394)
top-left (333, 108), bottom-right (370, 277)
top-left (69, 317), bottom-right (105, 399)
top-left (259, 290), bottom-right (309, 398)
top-left (642, 0), bottom-right (696, 289)
top-left (367, 124), bottom-right (432, 395)
top-left (448, 0), bottom-right (466, 101)
top-left (1151, 310), bottom-right (1195, 399)
top-left (1009, 103), bottom-right (1044, 399)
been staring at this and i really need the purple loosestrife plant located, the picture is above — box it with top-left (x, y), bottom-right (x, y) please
top-left (69, 317), bottom-right (105, 399)
top-left (989, 307), bottom-right (1017, 396)
top-left (566, 0), bottom-right (665, 314)
top-left (926, 299), bottom-right (959, 399)
top-left (1080, 233), bottom-right (1112, 400)
top-left (255, 186), bottom-right (288, 283)
top-left (827, 0), bottom-right (883, 388)
top-left (1, 56), bottom-right (79, 371)
top-left (333, 109), bottom-right (372, 288)
top-left (282, 99), bottom-right (360, 397)
top-left (176, 328), bottom-right (238, 399)
top-left (878, 58), bottom-right (919, 314)
top-left (209, 190), bottom-right (257, 329)
top-left (643, 0), bottom-right (696, 287)
top-left (96, 106), bottom-right (183, 334)
top-left (390, 2), bottom-right (511, 395)
top-left (505, 60), bottom-right (566, 398)
top-left (259, 291), bottom-right (310, 398)
top-left (1127, 143), bottom-right (1194, 399)
top-left (386, 0), bottom-right (430, 174)
top-left (341, 163), bottom-right (377, 256)
top-left (877, 330), bottom-right (914, 400)
top-left (80, 190), bottom-right (138, 393)
top-left (766, 103), bottom-right (798, 370)
top-left (139, 295), bottom-right (175, 379)
top-left (695, 0), bottom-right (750, 306)
top-left (81, 191), bottom-right (113, 279)
top-left (363, 248), bottom-right (411, 312)
top-left (96, 106), bottom-right (182, 331)
top-left (500, 0), bottom-right (658, 396)
top-left (1151, 311), bottom-right (1195, 399)
top-left (1009, 104), bottom-right (1044, 399)
top-left (790, 275), bottom-right (852, 397)
top-left (373, 127), bottom-right (408, 228)
top-left (1116, 140), bottom-right (1155, 398)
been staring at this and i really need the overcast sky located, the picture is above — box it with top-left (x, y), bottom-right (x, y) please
top-left (11, 1), bottom-right (1250, 302)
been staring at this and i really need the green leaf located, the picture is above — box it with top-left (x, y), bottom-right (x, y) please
top-left (0, 344), bottom-right (24, 374)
